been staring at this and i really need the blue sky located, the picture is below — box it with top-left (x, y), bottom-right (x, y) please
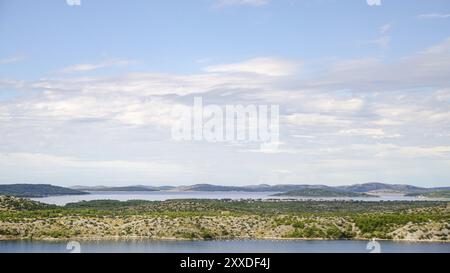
top-left (0, 0), bottom-right (450, 187)
top-left (2, 0), bottom-right (449, 78)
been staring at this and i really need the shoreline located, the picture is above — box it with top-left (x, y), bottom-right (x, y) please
top-left (1, 236), bottom-right (449, 243)
top-left (2, 197), bottom-right (448, 244)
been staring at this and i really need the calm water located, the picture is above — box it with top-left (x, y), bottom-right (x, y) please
top-left (0, 240), bottom-right (448, 253)
top-left (31, 191), bottom-right (432, 206)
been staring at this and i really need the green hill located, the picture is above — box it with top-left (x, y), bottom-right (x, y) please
top-left (0, 195), bottom-right (56, 211)
top-left (0, 184), bottom-right (88, 198)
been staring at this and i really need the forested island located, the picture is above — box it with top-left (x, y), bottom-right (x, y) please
top-left (0, 196), bottom-right (448, 242)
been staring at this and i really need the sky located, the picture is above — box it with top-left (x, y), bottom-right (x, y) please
top-left (0, 0), bottom-right (450, 187)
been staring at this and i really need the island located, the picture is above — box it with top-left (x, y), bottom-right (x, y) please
top-left (0, 184), bottom-right (88, 198)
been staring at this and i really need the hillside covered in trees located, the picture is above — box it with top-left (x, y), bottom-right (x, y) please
top-left (0, 196), bottom-right (448, 241)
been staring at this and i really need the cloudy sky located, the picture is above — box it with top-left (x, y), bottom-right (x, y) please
top-left (0, 0), bottom-right (449, 187)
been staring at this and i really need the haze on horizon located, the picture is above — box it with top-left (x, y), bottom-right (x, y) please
top-left (0, 0), bottom-right (450, 188)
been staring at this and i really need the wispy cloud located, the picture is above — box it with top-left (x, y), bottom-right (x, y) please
top-left (338, 128), bottom-right (401, 139)
top-left (61, 59), bottom-right (135, 73)
top-left (368, 35), bottom-right (391, 49)
top-left (0, 152), bottom-right (194, 184)
top-left (204, 57), bottom-right (300, 77)
top-left (418, 13), bottom-right (450, 19)
top-left (0, 54), bottom-right (25, 65)
top-left (379, 23), bottom-right (392, 34)
top-left (366, 23), bottom-right (392, 49)
top-left (366, 0), bottom-right (381, 6)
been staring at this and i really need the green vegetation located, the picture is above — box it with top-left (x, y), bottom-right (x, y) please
top-left (0, 196), bottom-right (448, 241)
top-left (0, 196), bottom-right (56, 211)
top-left (406, 190), bottom-right (450, 199)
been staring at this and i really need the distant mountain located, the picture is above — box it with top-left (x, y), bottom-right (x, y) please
top-left (173, 184), bottom-right (247, 192)
top-left (245, 184), bottom-right (331, 192)
top-left (9, 182), bottom-right (446, 197)
top-left (272, 188), bottom-right (374, 198)
top-left (0, 184), bottom-right (88, 198)
top-left (337, 182), bottom-right (427, 195)
top-left (170, 183), bottom-right (449, 196)
top-left (172, 184), bottom-right (334, 192)
top-left (71, 185), bottom-right (174, 192)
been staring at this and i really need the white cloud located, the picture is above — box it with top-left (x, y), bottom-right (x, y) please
top-left (366, 23), bottom-right (392, 49)
top-left (61, 59), bottom-right (135, 73)
top-left (0, 152), bottom-right (181, 170)
top-left (205, 57), bottom-right (300, 77)
top-left (0, 152), bottom-right (193, 184)
top-left (283, 113), bottom-right (352, 126)
top-left (0, 54), bottom-right (25, 65)
top-left (338, 128), bottom-right (401, 139)
top-left (26, 71), bottom-right (270, 97)
top-left (1, 94), bottom-right (184, 128)
top-left (379, 23), bottom-right (392, 34)
top-left (1, 44), bottom-right (450, 186)
top-left (308, 98), bottom-right (364, 113)
top-left (435, 89), bottom-right (450, 101)
top-left (311, 37), bottom-right (450, 89)
top-left (418, 13), bottom-right (450, 19)
top-left (370, 35), bottom-right (390, 49)
top-left (351, 144), bottom-right (450, 158)
top-left (374, 105), bottom-right (450, 125)
top-left (366, 0), bottom-right (381, 6)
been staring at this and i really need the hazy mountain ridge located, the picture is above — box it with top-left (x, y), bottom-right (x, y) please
top-left (337, 182), bottom-right (428, 194)
top-left (173, 184), bottom-right (337, 192)
top-left (271, 188), bottom-right (375, 197)
top-left (1, 183), bottom-right (448, 198)
top-left (71, 185), bottom-right (174, 192)
top-left (169, 183), bottom-right (449, 196)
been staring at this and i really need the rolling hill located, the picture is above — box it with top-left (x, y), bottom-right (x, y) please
top-left (0, 184), bottom-right (88, 198)
top-left (172, 184), bottom-right (335, 192)
top-left (70, 185), bottom-right (171, 192)
top-left (336, 182), bottom-right (428, 195)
